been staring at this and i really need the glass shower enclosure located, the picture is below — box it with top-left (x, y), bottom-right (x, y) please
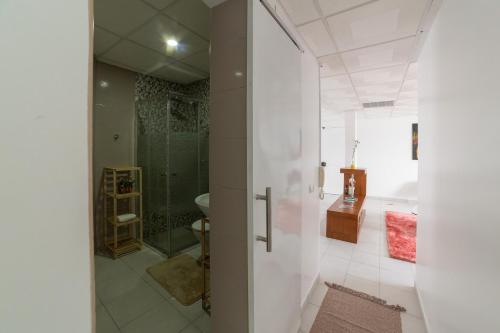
top-left (136, 92), bottom-right (209, 257)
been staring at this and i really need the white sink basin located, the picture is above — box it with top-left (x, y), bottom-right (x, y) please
top-left (195, 193), bottom-right (209, 217)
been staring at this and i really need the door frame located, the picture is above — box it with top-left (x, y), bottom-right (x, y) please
top-left (86, 0), bottom-right (96, 332)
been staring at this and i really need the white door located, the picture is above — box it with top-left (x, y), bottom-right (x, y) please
top-left (250, 2), bottom-right (302, 333)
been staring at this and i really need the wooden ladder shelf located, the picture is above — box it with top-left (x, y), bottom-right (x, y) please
top-left (103, 166), bottom-right (144, 258)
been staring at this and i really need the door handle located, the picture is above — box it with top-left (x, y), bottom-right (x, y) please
top-left (256, 187), bottom-right (272, 252)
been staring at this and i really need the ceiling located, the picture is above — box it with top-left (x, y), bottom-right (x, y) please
top-left (94, 0), bottom-right (210, 84)
top-left (277, 0), bottom-right (435, 123)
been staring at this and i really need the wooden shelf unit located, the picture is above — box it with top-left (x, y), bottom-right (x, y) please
top-left (103, 167), bottom-right (143, 258)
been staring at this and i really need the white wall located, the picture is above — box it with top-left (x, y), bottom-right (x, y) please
top-left (417, 0), bottom-right (500, 331)
top-left (357, 115), bottom-right (418, 200)
top-left (210, 0), bottom-right (249, 332)
top-left (0, 0), bottom-right (92, 332)
top-left (321, 126), bottom-right (345, 194)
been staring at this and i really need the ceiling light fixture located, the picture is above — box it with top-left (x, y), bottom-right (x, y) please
top-left (166, 39), bottom-right (178, 47)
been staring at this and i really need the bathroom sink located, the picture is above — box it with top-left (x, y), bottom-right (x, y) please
top-left (195, 193), bottom-right (209, 217)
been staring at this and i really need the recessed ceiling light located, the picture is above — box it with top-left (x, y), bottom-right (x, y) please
top-left (166, 39), bottom-right (178, 47)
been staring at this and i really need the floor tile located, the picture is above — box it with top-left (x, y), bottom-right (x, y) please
top-left (169, 299), bottom-right (205, 322)
top-left (320, 258), bottom-right (349, 285)
top-left (380, 285), bottom-right (422, 318)
top-left (358, 229), bottom-right (380, 245)
top-left (194, 313), bottom-right (211, 333)
top-left (321, 252), bottom-right (350, 271)
top-left (344, 274), bottom-right (380, 297)
top-left (120, 248), bottom-right (165, 278)
top-left (96, 306), bottom-right (120, 333)
top-left (325, 240), bottom-right (354, 260)
top-left (351, 250), bottom-right (380, 268)
top-left (96, 271), bottom-right (144, 305)
top-left (380, 257), bottom-right (415, 275)
top-left (355, 240), bottom-right (379, 255)
top-left (95, 256), bottom-right (136, 284)
top-left (347, 262), bottom-right (379, 282)
top-left (181, 324), bottom-right (202, 333)
top-left (95, 254), bottom-right (116, 270)
top-left (380, 268), bottom-right (415, 291)
top-left (105, 279), bottom-right (165, 327)
top-left (121, 300), bottom-right (190, 333)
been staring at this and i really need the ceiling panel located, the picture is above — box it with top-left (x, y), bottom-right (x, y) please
top-left (398, 90), bottom-right (417, 100)
top-left (94, 0), bottom-right (156, 35)
top-left (100, 40), bottom-right (167, 74)
top-left (94, 26), bottom-right (120, 55)
top-left (350, 65), bottom-right (406, 87)
top-left (358, 93), bottom-right (398, 103)
top-left (318, 0), bottom-right (372, 16)
top-left (400, 78), bottom-right (417, 92)
top-left (163, 0), bottom-right (210, 39)
top-left (179, 49), bottom-right (210, 73)
top-left (318, 54), bottom-right (346, 77)
top-left (361, 108), bottom-right (393, 118)
top-left (341, 37), bottom-right (415, 72)
top-left (356, 82), bottom-right (400, 96)
top-left (128, 15), bottom-right (209, 60)
top-left (406, 62), bottom-right (418, 80)
top-left (298, 20), bottom-right (337, 57)
top-left (326, 0), bottom-right (428, 51)
top-left (280, 0), bottom-right (320, 25)
top-left (321, 74), bottom-right (352, 90)
top-left (322, 87), bottom-right (357, 99)
top-left (356, 83), bottom-right (400, 103)
top-left (150, 61), bottom-right (207, 84)
top-left (142, 0), bottom-right (177, 10)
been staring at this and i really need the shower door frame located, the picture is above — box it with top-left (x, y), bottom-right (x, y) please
top-left (135, 91), bottom-right (205, 257)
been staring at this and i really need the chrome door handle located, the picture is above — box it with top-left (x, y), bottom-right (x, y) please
top-left (256, 187), bottom-right (272, 252)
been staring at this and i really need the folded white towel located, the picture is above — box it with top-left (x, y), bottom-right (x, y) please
top-left (117, 213), bottom-right (137, 223)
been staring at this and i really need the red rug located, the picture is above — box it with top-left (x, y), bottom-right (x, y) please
top-left (385, 211), bottom-right (417, 263)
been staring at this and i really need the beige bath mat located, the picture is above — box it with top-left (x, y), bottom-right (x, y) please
top-left (146, 254), bottom-right (207, 306)
top-left (311, 283), bottom-right (406, 333)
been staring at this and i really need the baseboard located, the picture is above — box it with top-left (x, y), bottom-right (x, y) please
top-left (297, 273), bottom-right (320, 333)
top-left (301, 273), bottom-right (320, 310)
top-left (367, 195), bottom-right (418, 204)
top-left (415, 282), bottom-right (431, 333)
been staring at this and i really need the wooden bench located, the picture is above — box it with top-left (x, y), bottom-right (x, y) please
top-left (326, 168), bottom-right (367, 243)
top-left (327, 195), bottom-right (366, 243)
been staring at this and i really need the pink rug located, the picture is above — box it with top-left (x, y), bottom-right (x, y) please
top-left (385, 211), bottom-right (417, 263)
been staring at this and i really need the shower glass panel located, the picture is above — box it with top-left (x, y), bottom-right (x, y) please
top-left (136, 93), bottom-right (207, 257)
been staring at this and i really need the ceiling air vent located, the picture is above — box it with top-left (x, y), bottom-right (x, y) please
top-left (362, 100), bottom-right (395, 109)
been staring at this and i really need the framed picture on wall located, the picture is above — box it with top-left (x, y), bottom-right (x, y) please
top-left (412, 123), bottom-right (418, 160)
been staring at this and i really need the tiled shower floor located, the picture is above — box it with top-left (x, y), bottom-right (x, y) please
top-left (95, 245), bottom-right (208, 333)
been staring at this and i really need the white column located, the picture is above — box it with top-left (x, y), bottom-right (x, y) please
top-left (344, 111), bottom-right (357, 167)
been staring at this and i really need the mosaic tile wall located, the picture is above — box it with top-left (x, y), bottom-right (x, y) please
top-left (135, 74), bottom-right (209, 254)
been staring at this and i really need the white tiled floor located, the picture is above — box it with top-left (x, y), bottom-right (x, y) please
top-left (95, 245), bottom-right (209, 333)
top-left (300, 195), bottom-right (426, 333)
